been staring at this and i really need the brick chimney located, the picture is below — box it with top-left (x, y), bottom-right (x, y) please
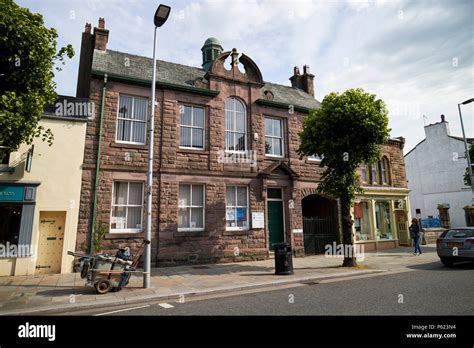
top-left (76, 18), bottom-right (110, 98)
top-left (289, 65), bottom-right (315, 97)
top-left (302, 65), bottom-right (315, 97)
top-left (94, 17), bottom-right (109, 51)
top-left (76, 22), bottom-right (94, 98)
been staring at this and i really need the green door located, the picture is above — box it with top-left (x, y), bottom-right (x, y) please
top-left (268, 201), bottom-right (284, 250)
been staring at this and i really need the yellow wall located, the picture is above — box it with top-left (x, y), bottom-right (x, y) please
top-left (0, 116), bottom-right (86, 276)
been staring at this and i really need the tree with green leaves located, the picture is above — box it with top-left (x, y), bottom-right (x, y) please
top-left (0, 0), bottom-right (74, 162)
top-left (298, 88), bottom-right (390, 267)
top-left (463, 143), bottom-right (474, 186)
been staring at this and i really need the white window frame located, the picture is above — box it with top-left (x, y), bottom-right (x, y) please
top-left (110, 181), bottom-right (144, 233)
top-left (226, 185), bottom-right (249, 231)
top-left (308, 154), bottom-right (324, 162)
top-left (360, 162), bottom-right (368, 183)
top-left (371, 163), bottom-right (379, 184)
top-left (178, 183), bottom-right (205, 232)
top-left (224, 98), bottom-right (247, 154)
top-left (380, 158), bottom-right (389, 184)
top-left (115, 95), bottom-right (148, 145)
top-left (179, 104), bottom-right (205, 150)
top-left (264, 117), bottom-right (284, 158)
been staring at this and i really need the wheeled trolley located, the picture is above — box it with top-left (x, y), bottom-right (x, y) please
top-left (68, 239), bottom-right (150, 294)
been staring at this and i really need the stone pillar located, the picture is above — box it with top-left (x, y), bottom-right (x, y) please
top-left (369, 199), bottom-right (377, 241)
top-left (437, 204), bottom-right (451, 228)
top-left (390, 200), bottom-right (397, 241)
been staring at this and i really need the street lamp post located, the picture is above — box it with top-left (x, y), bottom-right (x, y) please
top-left (458, 97), bottom-right (474, 205)
top-left (144, 4), bottom-right (171, 289)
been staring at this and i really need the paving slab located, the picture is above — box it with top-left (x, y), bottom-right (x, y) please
top-left (0, 245), bottom-right (439, 315)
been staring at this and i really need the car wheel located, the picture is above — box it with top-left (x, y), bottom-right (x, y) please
top-left (440, 257), bottom-right (453, 267)
top-left (95, 279), bottom-right (112, 294)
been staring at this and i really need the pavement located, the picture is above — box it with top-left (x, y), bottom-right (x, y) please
top-left (91, 259), bottom-right (474, 316)
top-left (0, 245), bottom-right (440, 315)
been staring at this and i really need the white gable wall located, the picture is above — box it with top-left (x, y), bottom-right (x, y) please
top-left (405, 120), bottom-right (471, 227)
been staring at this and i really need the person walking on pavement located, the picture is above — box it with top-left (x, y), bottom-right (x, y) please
top-left (409, 218), bottom-right (422, 255)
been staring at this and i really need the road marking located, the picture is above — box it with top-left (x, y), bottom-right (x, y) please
top-left (158, 302), bottom-right (174, 309)
top-left (94, 304), bottom-right (150, 316)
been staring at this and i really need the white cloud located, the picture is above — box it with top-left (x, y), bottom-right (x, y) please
top-left (17, 0), bottom-right (473, 153)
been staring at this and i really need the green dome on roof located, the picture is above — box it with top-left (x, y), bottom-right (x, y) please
top-left (201, 37), bottom-right (224, 71)
top-left (204, 37), bottom-right (221, 46)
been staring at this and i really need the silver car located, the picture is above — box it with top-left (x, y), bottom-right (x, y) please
top-left (436, 227), bottom-right (474, 266)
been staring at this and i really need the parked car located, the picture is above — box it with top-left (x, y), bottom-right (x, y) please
top-left (436, 227), bottom-right (474, 266)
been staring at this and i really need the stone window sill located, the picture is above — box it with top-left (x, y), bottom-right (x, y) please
top-left (173, 231), bottom-right (209, 238)
top-left (105, 232), bottom-right (145, 239)
top-left (110, 142), bottom-right (147, 150)
top-left (305, 159), bottom-right (322, 165)
top-left (223, 230), bottom-right (255, 236)
top-left (265, 156), bottom-right (289, 162)
top-left (177, 148), bottom-right (209, 155)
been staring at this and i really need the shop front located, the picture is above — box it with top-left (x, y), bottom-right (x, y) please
top-left (0, 183), bottom-right (39, 276)
top-left (353, 188), bottom-right (411, 252)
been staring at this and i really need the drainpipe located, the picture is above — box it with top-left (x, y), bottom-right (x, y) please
top-left (90, 74), bottom-right (108, 253)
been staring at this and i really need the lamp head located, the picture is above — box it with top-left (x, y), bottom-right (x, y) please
top-left (154, 4), bottom-right (171, 27)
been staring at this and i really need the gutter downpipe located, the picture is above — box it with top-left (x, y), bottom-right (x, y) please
top-left (90, 74), bottom-right (108, 253)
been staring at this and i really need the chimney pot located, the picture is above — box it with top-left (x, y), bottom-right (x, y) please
top-left (293, 66), bottom-right (300, 75)
top-left (303, 65), bottom-right (310, 74)
top-left (84, 23), bottom-right (91, 34)
top-left (441, 114), bottom-right (445, 122)
top-left (94, 18), bottom-right (109, 51)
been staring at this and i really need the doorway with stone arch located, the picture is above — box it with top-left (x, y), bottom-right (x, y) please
top-left (302, 194), bottom-right (339, 255)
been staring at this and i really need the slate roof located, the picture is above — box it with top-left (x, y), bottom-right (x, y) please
top-left (92, 49), bottom-right (321, 110)
top-left (449, 135), bottom-right (474, 144)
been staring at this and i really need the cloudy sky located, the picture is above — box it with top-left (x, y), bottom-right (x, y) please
top-left (17, 0), bottom-right (473, 153)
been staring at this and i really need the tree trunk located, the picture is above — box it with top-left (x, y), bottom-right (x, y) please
top-left (340, 194), bottom-right (357, 267)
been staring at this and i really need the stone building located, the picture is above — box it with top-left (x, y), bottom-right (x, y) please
top-left (75, 19), bottom-right (410, 266)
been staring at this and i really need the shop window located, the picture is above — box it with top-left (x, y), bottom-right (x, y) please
top-left (375, 201), bottom-right (393, 240)
top-left (226, 186), bottom-right (248, 230)
top-left (111, 181), bottom-right (144, 232)
top-left (0, 204), bottom-right (22, 246)
top-left (178, 184), bottom-right (205, 231)
top-left (354, 201), bottom-right (372, 241)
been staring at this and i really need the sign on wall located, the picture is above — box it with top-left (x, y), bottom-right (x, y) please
top-left (252, 212), bottom-right (264, 229)
top-left (0, 185), bottom-right (24, 201)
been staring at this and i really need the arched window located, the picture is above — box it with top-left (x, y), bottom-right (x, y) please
top-left (360, 162), bottom-right (368, 182)
top-left (380, 157), bottom-right (390, 185)
top-left (225, 98), bottom-right (247, 152)
top-left (371, 163), bottom-right (380, 184)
